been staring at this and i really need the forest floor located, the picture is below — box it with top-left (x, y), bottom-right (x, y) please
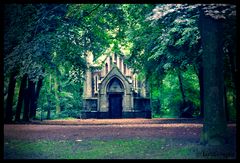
top-left (4, 118), bottom-right (237, 159)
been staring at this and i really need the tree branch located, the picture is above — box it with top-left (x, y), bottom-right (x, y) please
top-left (34, 4), bottom-right (64, 37)
top-left (83, 4), bottom-right (102, 18)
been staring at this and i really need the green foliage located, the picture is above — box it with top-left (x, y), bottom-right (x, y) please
top-left (150, 66), bottom-right (200, 118)
top-left (4, 4), bottom-right (129, 120)
top-left (124, 4), bottom-right (236, 120)
top-left (37, 61), bottom-right (84, 119)
top-left (123, 5), bottom-right (202, 118)
top-left (4, 4), bottom-right (236, 120)
top-left (227, 90), bottom-right (236, 122)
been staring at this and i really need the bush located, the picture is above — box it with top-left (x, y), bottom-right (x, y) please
top-left (58, 108), bottom-right (80, 118)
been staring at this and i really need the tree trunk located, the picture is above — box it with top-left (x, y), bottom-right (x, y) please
top-left (29, 80), bottom-right (36, 119)
top-left (196, 62), bottom-right (204, 118)
top-left (54, 76), bottom-right (61, 115)
top-left (194, 64), bottom-right (203, 118)
top-left (224, 85), bottom-right (229, 122)
top-left (5, 70), bottom-right (17, 123)
top-left (47, 107), bottom-right (51, 120)
top-left (47, 74), bottom-right (52, 120)
top-left (236, 57), bottom-right (240, 126)
top-left (23, 78), bottom-right (30, 122)
top-left (149, 82), bottom-right (153, 116)
top-left (177, 70), bottom-right (186, 103)
top-left (156, 79), bottom-right (162, 115)
top-left (226, 48), bottom-right (237, 120)
top-left (32, 77), bottom-right (43, 119)
top-left (227, 41), bottom-right (236, 91)
top-left (15, 74), bottom-right (27, 122)
top-left (199, 11), bottom-right (227, 145)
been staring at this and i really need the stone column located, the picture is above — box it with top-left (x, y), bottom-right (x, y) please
top-left (131, 91), bottom-right (134, 111)
top-left (141, 81), bottom-right (146, 97)
top-left (116, 54), bottom-right (119, 68)
top-left (83, 52), bottom-right (93, 98)
top-left (83, 69), bottom-right (92, 98)
top-left (121, 58), bottom-right (124, 74)
top-left (99, 94), bottom-right (108, 112)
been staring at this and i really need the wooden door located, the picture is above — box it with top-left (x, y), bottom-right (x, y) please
top-left (109, 94), bottom-right (122, 118)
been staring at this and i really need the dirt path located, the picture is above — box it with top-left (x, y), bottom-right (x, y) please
top-left (4, 118), bottom-right (236, 142)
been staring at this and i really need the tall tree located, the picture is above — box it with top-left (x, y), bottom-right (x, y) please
top-left (54, 75), bottom-right (61, 115)
top-left (194, 62), bottom-right (204, 117)
top-left (15, 74), bottom-right (27, 122)
top-left (23, 78), bottom-right (30, 122)
top-left (32, 76), bottom-right (44, 119)
top-left (29, 80), bottom-right (36, 119)
top-left (199, 10), bottom-right (227, 145)
top-left (47, 74), bottom-right (52, 120)
top-left (177, 70), bottom-right (186, 104)
top-left (148, 4), bottom-right (236, 145)
top-left (4, 70), bottom-right (17, 123)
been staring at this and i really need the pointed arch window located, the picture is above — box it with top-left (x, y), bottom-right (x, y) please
top-left (110, 57), bottom-right (112, 69)
top-left (114, 53), bottom-right (117, 63)
top-left (95, 75), bottom-right (98, 92)
top-left (105, 63), bottom-right (108, 75)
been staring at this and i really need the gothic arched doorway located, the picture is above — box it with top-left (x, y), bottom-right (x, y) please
top-left (107, 77), bottom-right (124, 118)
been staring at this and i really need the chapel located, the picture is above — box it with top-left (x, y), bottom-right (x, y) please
top-left (81, 51), bottom-right (151, 118)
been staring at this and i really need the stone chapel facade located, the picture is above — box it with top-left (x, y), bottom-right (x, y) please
top-left (81, 52), bottom-right (151, 118)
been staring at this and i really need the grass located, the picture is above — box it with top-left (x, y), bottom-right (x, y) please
top-left (4, 138), bottom-right (236, 159)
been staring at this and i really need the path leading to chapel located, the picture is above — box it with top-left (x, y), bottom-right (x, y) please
top-left (4, 118), bottom-right (236, 142)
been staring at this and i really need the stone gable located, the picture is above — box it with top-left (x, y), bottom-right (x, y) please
top-left (81, 52), bottom-right (151, 119)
